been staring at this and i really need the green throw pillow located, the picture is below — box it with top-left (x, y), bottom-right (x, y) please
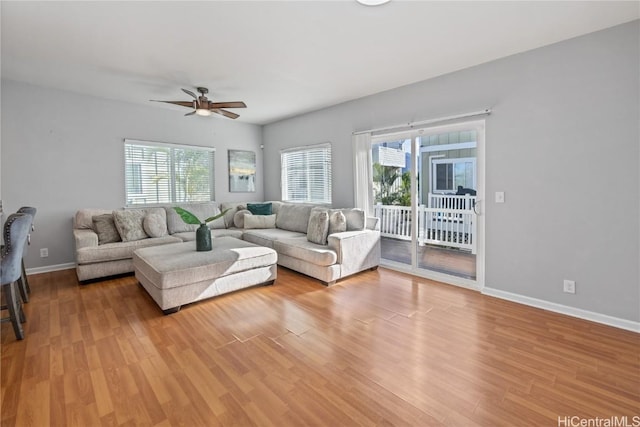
top-left (247, 202), bottom-right (273, 216)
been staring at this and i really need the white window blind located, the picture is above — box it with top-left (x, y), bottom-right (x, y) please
top-left (281, 143), bottom-right (332, 204)
top-left (124, 139), bottom-right (215, 206)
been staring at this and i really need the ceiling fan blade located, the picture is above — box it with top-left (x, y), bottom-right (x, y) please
top-left (185, 111), bottom-right (196, 116)
top-left (208, 101), bottom-right (247, 109)
top-left (150, 100), bottom-right (194, 108)
top-left (181, 88), bottom-right (197, 99)
top-left (211, 109), bottom-right (240, 119)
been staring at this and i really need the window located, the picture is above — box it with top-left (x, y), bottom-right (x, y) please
top-left (281, 143), bottom-right (332, 204)
top-left (432, 157), bottom-right (475, 193)
top-left (124, 139), bottom-right (215, 206)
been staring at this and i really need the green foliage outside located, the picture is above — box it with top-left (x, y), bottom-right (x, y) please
top-left (174, 150), bottom-right (210, 202)
top-left (141, 147), bottom-right (211, 202)
top-left (372, 163), bottom-right (414, 206)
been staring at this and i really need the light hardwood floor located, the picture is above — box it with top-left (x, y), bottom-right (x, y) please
top-left (1, 267), bottom-right (638, 426)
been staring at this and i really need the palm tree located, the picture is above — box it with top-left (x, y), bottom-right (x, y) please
top-left (373, 163), bottom-right (401, 204)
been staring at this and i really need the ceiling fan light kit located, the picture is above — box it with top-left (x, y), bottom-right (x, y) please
top-left (151, 87), bottom-right (246, 119)
top-left (195, 109), bottom-right (212, 117)
top-left (356, 0), bottom-right (390, 6)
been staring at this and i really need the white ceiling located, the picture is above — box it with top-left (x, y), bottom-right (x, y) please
top-left (2, 1), bottom-right (638, 125)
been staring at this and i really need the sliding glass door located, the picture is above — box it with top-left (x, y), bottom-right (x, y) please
top-left (372, 138), bottom-right (413, 268)
top-left (371, 121), bottom-right (485, 289)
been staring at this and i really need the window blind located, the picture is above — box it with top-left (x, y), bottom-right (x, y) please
top-left (281, 143), bottom-right (332, 204)
top-left (124, 139), bottom-right (215, 206)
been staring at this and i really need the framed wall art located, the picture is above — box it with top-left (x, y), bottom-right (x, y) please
top-left (228, 150), bottom-right (256, 192)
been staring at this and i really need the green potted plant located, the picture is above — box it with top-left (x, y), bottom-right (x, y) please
top-left (173, 207), bottom-right (229, 251)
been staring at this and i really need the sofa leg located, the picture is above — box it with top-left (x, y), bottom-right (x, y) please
top-left (162, 306), bottom-right (181, 315)
top-left (263, 280), bottom-right (275, 286)
top-left (325, 280), bottom-right (336, 286)
top-left (370, 266), bottom-right (379, 271)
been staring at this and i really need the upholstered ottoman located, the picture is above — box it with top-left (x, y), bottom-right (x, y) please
top-left (133, 237), bottom-right (277, 314)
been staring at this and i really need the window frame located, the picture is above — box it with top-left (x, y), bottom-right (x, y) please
top-left (431, 157), bottom-right (476, 194)
top-left (280, 142), bottom-right (332, 205)
top-left (124, 139), bottom-right (216, 207)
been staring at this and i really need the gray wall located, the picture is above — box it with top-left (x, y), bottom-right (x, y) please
top-left (1, 80), bottom-right (263, 269)
top-left (263, 21), bottom-right (639, 322)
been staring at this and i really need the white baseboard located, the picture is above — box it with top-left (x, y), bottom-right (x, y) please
top-left (482, 287), bottom-right (640, 333)
top-left (26, 263), bottom-right (76, 275)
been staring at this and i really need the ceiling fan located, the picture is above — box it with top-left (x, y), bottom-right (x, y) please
top-left (151, 87), bottom-right (246, 119)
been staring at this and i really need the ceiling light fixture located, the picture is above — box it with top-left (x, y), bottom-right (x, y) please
top-left (195, 108), bottom-right (212, 117)
top-left (356, 0), bottom-right (390, 6)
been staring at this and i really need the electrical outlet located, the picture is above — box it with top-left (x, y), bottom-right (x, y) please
top-left (40, 248), bottom-right (49, 258)
top-left (563, 279), bottom-right (576, 294)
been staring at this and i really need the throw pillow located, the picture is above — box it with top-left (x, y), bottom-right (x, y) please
top-left (92, 214), bottom-right (121, 244)
top-left (244, 214), bottom-right (276, 229)
top-left (220, 202), bottom-right (245, 228)
top-left (307, 209), bottom-right (329, 245)
top-left (342, 208), bottom-right (366, 231)
top-left (247, 202), bottom-right (272, 215)
top-left (143, 213), bottom-right (168, 238)
top-left (76, 209), bottom-right (112, 229)
top-left (233, 209), bottom-right (252, 228)
top-left (112, 209), bottom-right (148, 242)
top-left (328, 210), bottom-right (347, 235)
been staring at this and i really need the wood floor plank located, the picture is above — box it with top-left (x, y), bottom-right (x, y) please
top-left (1, 267), bottom-right (638, 426)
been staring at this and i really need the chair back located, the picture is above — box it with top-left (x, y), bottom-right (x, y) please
top-left (1, 214), bottom-right (32, 285)
top-left (17, 206), bottom-right (36, 255)
top-left (17, 207), bottom-right (36, 230)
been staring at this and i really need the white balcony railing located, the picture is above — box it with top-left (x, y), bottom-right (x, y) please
top-left (428, 193), bottom-right (476, 210)
top-left (374, 197), bottom-right (477, 253)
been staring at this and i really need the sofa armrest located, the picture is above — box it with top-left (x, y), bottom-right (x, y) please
top-left (328, 229), bottom-right (380, 277)
top-left (74, 229), bottom-right (98, 251)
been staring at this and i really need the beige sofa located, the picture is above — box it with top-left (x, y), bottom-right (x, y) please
top-left (73, 201), bottom-right (380, 285)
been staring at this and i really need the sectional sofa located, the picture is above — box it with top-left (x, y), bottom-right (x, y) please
top-left (73, 201), bottom-right (380, 285)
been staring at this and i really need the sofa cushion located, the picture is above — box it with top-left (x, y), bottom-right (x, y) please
top-left (76, 235), bottom-right (181, 264)
top-left (165, 202), bottom-right (220, 234)
top-left (143, 213), bottom-right (168, 238)
top-left (220, 202), bottom-right (245, 228)
top-left (275, 203), bottom-right (313, 233)
top-left (242, 228), bottom-right (306, 249)
top-left (329, 210), bottom-right (347, 235)
top-left (275, 237), bottom-right (337, 267)
top-left (247, 202), bottom-right (273, 215)
top-left (269, 201), bottom-right (284, 215)
top-left (75, 208), bottom-right (112, 229)
top-left (233, 209), bottom-right (252, 228)
top-left (113, 209), bottom-right (148, 242)
top-left (206, 206), bottom-right (227, 229)
top-left (307, 208), bottom-right (329, 245)
top-left (92, 214), bottom-right (121, 244)
top-left (341, 208), bottom-right (366, 231)
top-left (244, 214), bottom-right (276, 229)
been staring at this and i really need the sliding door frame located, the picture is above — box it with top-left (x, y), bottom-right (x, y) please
top-left (374, 119), bottom-right (486, 291)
